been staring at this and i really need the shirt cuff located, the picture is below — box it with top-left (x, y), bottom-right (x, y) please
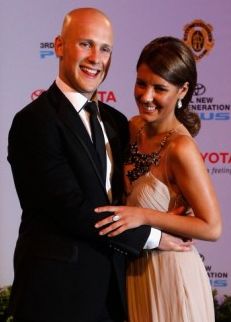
top-left (143, 228), bottom-right (161, 249)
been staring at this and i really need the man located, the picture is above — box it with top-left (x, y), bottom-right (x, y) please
top-left (7, 8), bottom-right (190, 322)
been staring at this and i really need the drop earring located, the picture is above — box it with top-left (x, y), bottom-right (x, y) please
top-left (177, 99), bottom-right (182, 109)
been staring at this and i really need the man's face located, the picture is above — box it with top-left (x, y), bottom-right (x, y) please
top-left (55, 12), bottom-right (113, 99)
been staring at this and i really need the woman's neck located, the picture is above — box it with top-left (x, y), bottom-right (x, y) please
top-left (144, 120), bottom-right (182, 137)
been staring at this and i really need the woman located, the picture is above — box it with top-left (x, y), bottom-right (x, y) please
top-left (95, 37), bottom-right (222, 321)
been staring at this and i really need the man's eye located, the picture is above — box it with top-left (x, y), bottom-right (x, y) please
top-left (102, 46), bottom-right (112, 54)
top-left (80, 42), bottom-right (91, 48)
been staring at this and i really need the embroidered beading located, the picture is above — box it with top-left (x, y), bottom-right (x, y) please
top-left (125, 129), bottom-right (174, 182)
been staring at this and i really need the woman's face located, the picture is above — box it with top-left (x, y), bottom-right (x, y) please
top-left (134, 63), bottom-right (188, 126)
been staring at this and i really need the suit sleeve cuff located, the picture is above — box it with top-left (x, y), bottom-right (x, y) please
top-left (143, 228), bottom-right (161, 249)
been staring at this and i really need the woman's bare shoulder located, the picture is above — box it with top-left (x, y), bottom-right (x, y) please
top-left (169, 133), bottom-right (201, 164)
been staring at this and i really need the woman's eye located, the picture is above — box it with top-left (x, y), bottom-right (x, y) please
top-left (136, 80), bottom-right (146, 88)
top-left (154, 86), bottom-right (167, 92)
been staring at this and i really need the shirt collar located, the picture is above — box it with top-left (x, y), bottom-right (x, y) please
top-left (55, 76), bottom-right (99, 113)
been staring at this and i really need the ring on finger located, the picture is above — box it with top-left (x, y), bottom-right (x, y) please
top-left (112, 214), bottom-right (120, 222)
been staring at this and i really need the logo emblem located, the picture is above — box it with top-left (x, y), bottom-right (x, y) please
top-left (193, 83), bottom-right (206, 96)
top-left (183, 19), bottom-right (214, 61)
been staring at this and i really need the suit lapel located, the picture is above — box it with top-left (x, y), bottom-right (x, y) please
top-left (99, 103), bottom-right (126, 205)
top-left (99, 103), bottom-right (120, 156)
top-left (47, 83), bottom-right (107, 193)
top-left (99, 104), bottom-right (122, 182)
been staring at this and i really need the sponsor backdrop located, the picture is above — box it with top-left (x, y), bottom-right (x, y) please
top-left (0, 0), bottom-right (230, 302)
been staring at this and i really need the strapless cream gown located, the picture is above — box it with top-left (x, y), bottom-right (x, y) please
top-left (126, 172), bottom-right (215, 322)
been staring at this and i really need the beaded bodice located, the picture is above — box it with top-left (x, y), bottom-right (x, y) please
top-left (125, 129), bottom-right (175, 182)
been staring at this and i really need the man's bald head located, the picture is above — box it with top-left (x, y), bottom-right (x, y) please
top-left (61, 8), bottom-right (113, 41)
top-left (54, 7), bottom-right (113, 98)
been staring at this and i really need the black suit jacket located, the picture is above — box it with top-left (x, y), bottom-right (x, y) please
top-left (7, 83), bottom-right (151, 322)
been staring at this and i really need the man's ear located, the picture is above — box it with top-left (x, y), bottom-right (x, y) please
top-left (54, 35), bottom-right (63, 58)
top-left (102, 53), bottom-right (112, 82)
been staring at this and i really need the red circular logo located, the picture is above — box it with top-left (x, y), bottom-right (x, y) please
top-left (31, 89), bottom-right (45, 101)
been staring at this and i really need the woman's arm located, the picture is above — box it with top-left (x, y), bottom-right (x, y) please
top-left (95, 136), bottom-right (222, 241)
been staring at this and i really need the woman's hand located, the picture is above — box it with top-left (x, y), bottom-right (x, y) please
top-left (94, 205), bottom-right (149, 237)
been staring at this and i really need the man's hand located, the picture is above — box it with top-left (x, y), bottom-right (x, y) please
top-left (158, 232), bottom-right (193, 251)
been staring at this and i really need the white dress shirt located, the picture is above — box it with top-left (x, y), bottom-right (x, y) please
top-left (55, 77), bottom-right (161, 249)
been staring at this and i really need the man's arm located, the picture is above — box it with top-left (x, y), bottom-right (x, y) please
top-left (158, 232), bottom-right (193, 251)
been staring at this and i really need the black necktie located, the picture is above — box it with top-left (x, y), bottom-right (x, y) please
top-left (84, 101), bottom-right (106, 183)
